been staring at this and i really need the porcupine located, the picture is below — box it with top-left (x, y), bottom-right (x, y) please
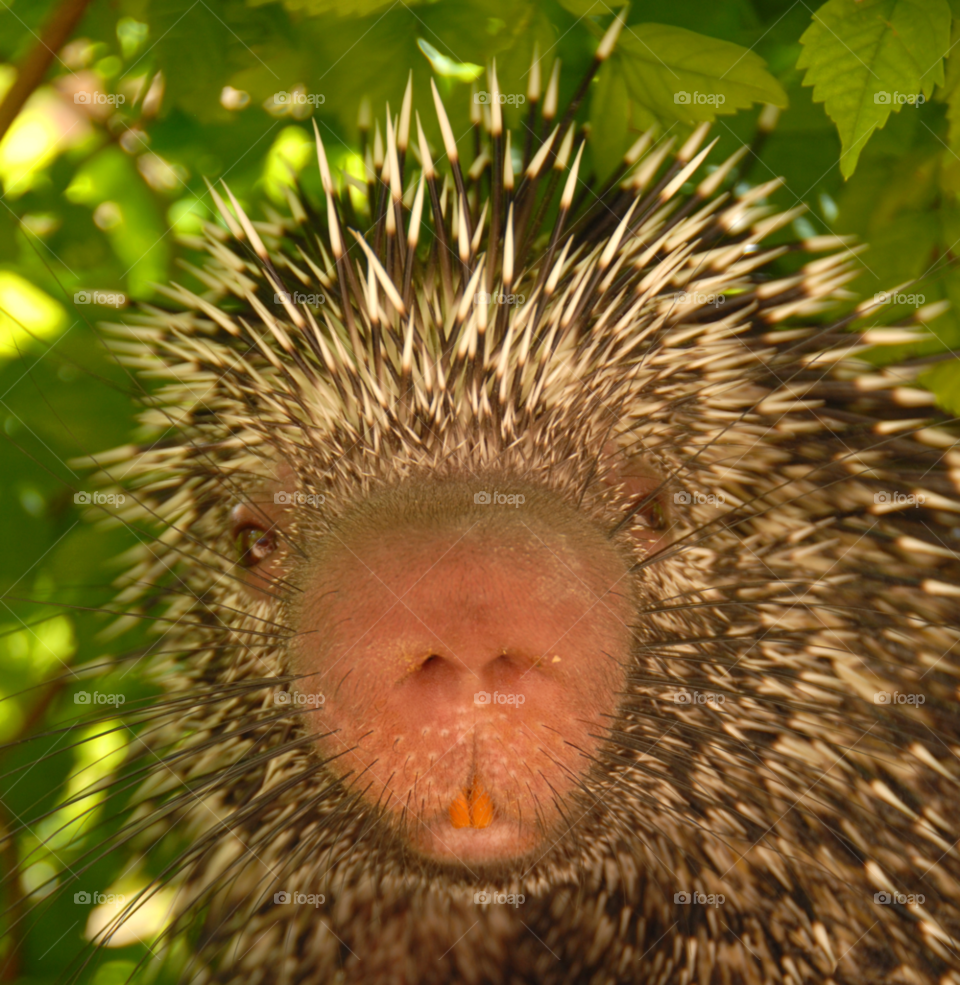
top-left (38, 13), bottom-right (960, 985)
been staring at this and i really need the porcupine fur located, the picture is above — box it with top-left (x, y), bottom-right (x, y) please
top-left (43, 18), bottom-right (960, 985)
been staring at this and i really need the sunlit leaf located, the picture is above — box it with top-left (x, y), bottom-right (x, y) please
top-left (0, 88), bottom-right (95, 197)
top-left (0, 270), bottom-right (68, 360)
top-left (85, 878), bottom-right (178, 948)
top-left (417, 39), bottom-right (484, 82)
top-left (797, 0), bottom-right (951, 178)
top-left (116, 18), bottom-right (149, 60)
top-left (64, 147), bottom-right (169, 298)
top-left (263, 125), bottom-right (313, 202)
top-left (613, 24), bottom-right (787, 128)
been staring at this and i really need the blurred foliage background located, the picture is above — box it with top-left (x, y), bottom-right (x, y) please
top-left (0, 0), bottom-right (958, 983)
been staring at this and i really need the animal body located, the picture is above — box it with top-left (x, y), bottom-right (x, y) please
top-left (36, 19), bottom-right (960, 985)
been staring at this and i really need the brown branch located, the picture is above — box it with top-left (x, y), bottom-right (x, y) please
top-left (0, 0), bottom-right (95, 143)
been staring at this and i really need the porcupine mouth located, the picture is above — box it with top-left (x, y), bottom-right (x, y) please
top-left (412, 806), bottom-right (545, 865)
top-left (277, 477), bottom-right (638, 865)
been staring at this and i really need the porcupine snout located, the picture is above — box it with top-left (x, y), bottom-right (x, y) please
top-left (233, 475), bottom-right (640, 865)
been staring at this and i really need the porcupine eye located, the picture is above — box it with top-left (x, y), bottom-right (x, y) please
top-left (234, 525), bottom-right (276, 567)
top-left (633, 496), bottom-right (666, 533)
top-left (611, 456), bottom-right (670, 545)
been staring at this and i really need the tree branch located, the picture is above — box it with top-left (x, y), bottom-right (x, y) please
top-left (0, 0), bottom-right (95, 143)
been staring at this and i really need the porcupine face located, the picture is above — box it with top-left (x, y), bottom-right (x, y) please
top-left (274, 478), bottom-right (637, 864)
top-left (87, 29), bottom-right (960, 985)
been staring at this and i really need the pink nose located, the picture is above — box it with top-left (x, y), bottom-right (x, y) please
top-left (371, 583), bottom-right (574, 722)
top-left (293, 517), bottom-right (633, 862)
top-left (401, 650), bottom-right (533, 711)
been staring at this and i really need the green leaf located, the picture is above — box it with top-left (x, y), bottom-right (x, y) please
top-left (0, 206), bottom-right (16, 262)
top-left (0, 271), bottom-right (68, 362)
top-left (64, 147), bottom-right (169, 299)
top-left (417, 39), bottom-right (483, 82)
top-left (252, 0), bottom-right (433, 14)
top-left (151, 0), bottom-right (292, 122)
top-left (797, 0), bottom-right (951, 179)
top-left (555, 0), bottom-right (625, 15)
top-left (613, 24), bottom-right (788, 128)
top-left (93, 960), bottom-right (140, 985)
top-left (614, 0), bottom-right (760, 45)
top-left (939, 20), bottom-right (960, 153)
top-left (920, 359), bottom-right (960, 414)
top-left (590, 59), bottom-right (633, 183)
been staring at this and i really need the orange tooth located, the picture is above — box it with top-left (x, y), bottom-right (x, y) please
top-left (449, 780), bottom-right (495, 829)
top-left (469, 783), bottom-right (494, 829)
top-left (449, 790), bottom-right (471, 828)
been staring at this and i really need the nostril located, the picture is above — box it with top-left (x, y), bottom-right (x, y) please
top-left (409, 653), bottom-right (459, 691)
top-left (488, 652), bottom-right (529, 688)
